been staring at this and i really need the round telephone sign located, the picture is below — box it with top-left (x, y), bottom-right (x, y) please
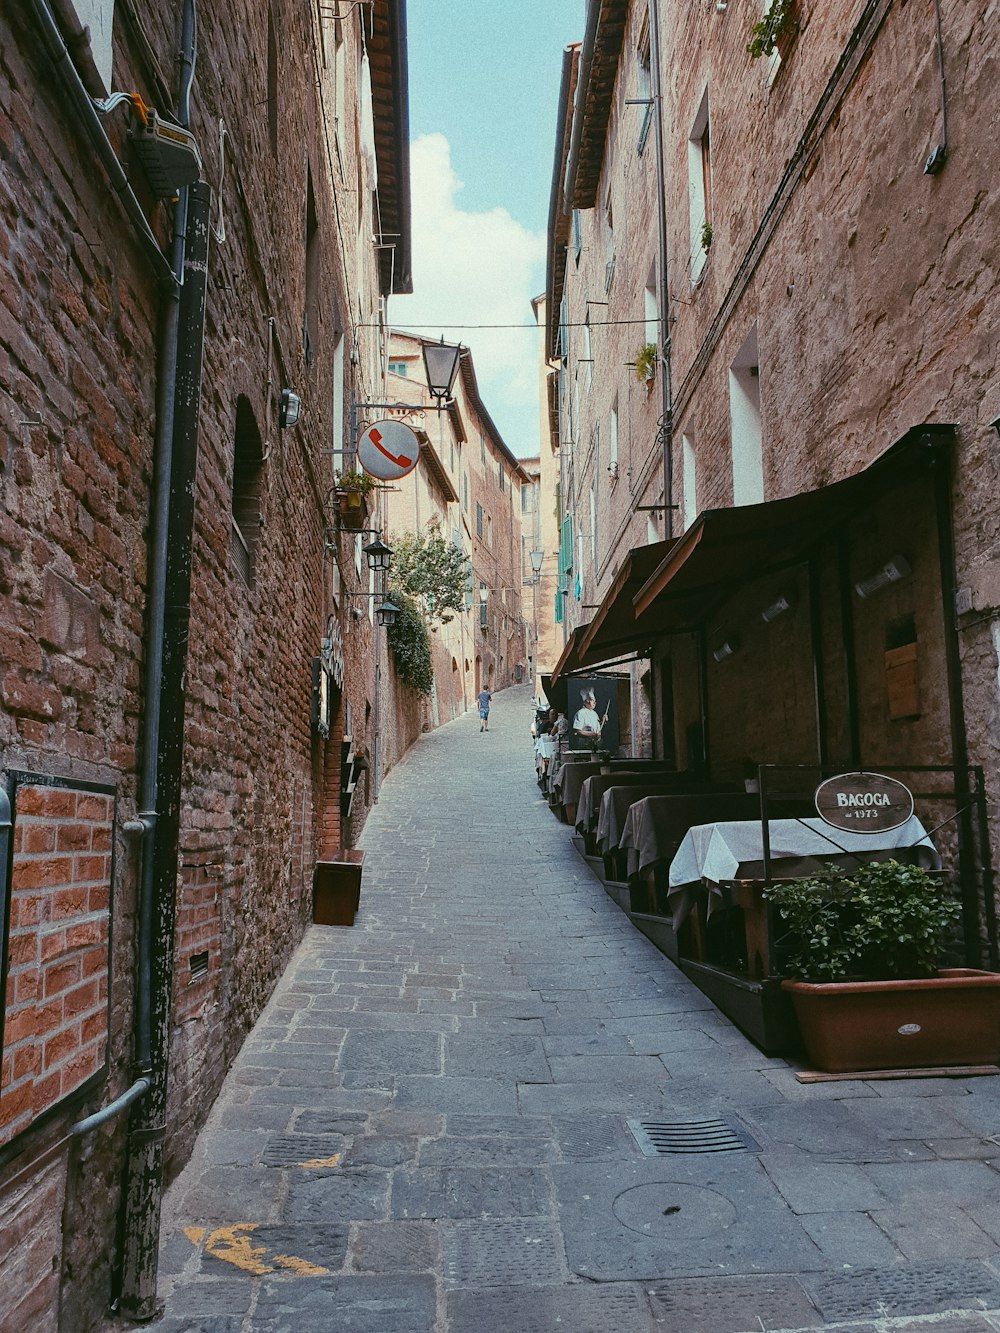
top-left (357, 419), bottom-right (420, 481)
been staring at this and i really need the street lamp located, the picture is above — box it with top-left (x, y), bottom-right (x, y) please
top-left (362, 535), bottom-right (393, 572)
top-left (422, 338), bottom-right (463, 405)
top-left (376, 599), bottom-right (400, 628)
top-left (529, 548), bottom-right (544, 580)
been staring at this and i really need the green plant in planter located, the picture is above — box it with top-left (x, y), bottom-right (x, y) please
top-left (747, 0), bottom-right (798, 59)
top-left (700, 220), bottom-right (714, 252)
top-left (766, 860), bottom-right (961, 983)
top-left (633, 342), bottom-right (657, 383)
top-left (335, 469), bottom-right (378, 498)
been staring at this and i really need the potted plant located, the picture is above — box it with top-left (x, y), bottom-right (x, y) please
top-left (633, 343), bottom-right (657, 384)
top-left (700, 220), bottom-right (714, 253)
top-left (747, 0), bottom-right (800, 61)
top-left (334, 469), bottom-right (377, 530)
top-left (767, 861), bottom-right (1000, 1072)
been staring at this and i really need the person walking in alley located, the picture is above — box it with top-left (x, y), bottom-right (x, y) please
top-left (477, 686), bottom-right (492, 732)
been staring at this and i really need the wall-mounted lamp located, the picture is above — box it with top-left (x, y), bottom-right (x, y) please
top-left (854, 554), bottom-right (912, 600)
top-left (376, 599), bottom-right (400, 628)
top-left (279, 388), bottom-right (301, 430)
top-left (529, 549), bottom-right (544, 580)
top-left (362, 535), bottom-right (393, 573)
top-left (712, 637), bottom-right (739, 663)
top-left (479, 585), bottom-right (489, 604)
top-left (421, 338), bottom-right (463, 405)
top-left (760, 593), bottom-right (794, 624)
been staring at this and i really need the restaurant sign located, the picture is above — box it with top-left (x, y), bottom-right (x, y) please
top-left (814, 771), bottom-right (914, 834)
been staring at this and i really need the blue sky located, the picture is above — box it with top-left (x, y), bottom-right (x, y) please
top-left (390, 3), bottom-right (585, 458)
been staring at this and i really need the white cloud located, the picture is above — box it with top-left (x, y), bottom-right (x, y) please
top-left (389, 134), bottom-right (544, 458)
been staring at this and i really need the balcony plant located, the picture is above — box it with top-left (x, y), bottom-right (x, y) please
top-left (747, 0), bottom-right (799, 60)
top-left (633, 342), bottom-right (657, 384)
top-left (700, 221), bottom-right (714, 253)
top-left (334, 469), bottom-right (377, 529)
top-left (766, 861), bottom-right (1000, 1072)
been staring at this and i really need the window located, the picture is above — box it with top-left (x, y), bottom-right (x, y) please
top-left (388, 359), bottom-right (408, 376)
top-left (333, 20), bottom-right (346, 162)
top-left (498, 458), bottom-right (503, 490)
top-left (582, 317), bottom-right (592, 392)
top-left (486, 515), bottom-right (492, 549)
top-left (572, 208), bottom-right (582, 262)
top-left (479, 582), bottom-right (488, 628)
top-left (463, 472), bottom-right (468, 512)
top-left (331, 330), bottom-right (344, 462)
top-left (231, 395), bottom-right (264, 584)
top-left (589, 483), bottom-right (597, 562)
top-left (476, 501), bottom-right (483, 539)
top-left (609, 398), bottom-right (619, 476)
top-left (644, 271), bottom-right (658, 345)
top-left (635, 19), bottom-right (653, 154)
top-left (682, 435), bottom-right (698, 530)
top-left (687, 88), bottom-right (712, 282)
top-left (729, 324), bottom-right (764, 506)
top-left (604, 189), bottom-right (615, 293)
top-left (303, 169), bottom-right (319, 365)
top-left (480, 432), bottom-right (486, 465)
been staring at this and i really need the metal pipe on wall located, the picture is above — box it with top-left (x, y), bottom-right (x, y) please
top-left (647, 0), bottom-right (675, 541)
top-left (115, 0), bottom-right (205, 1314)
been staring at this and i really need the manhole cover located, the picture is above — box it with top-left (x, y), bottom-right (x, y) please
top-left (612, 1183), bottom-right (737, 1237)
top-left (627, 1117), bottom-right (760, 1156)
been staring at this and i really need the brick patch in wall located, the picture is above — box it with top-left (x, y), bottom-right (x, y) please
top-left (1, 776), bottom-right (115, 1148)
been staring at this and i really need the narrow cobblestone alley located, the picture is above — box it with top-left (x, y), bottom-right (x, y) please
top-left (149, 687), bottom-right (1000, 1333)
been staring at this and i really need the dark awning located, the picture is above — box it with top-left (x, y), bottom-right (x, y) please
top-left (632, 424), bottom-right (953, 625)
top-left (551, 424), bottom-right (952, 686)
top-left (577, 539), bottom-right (676, 665)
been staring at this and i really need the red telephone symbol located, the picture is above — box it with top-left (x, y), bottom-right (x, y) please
top-left (368, 427), bottom-right (413, 469)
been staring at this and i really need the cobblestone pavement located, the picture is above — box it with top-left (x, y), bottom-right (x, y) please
top-left (150, 686), bottom-right (1000, 1332)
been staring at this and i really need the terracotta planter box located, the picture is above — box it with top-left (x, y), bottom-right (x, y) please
top-left (313, 851), bottom-right (364, 927)
top-left (782, 969), bottom-right (1000, 1073)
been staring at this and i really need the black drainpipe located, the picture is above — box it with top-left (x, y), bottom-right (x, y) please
top-left (114, 0), bottom-right (206, 1316)
top-left (115, 179), bottom-right (210, 1318)
top-left (648, 0), bottom-right (675, 539)
top-left (931, 445), bottom-right (980, 966)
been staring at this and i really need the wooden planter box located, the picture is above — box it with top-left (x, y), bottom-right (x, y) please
top-left (313, 850), bottom-right (364, 926)
top-left (782, 969), bottom-right (1000, 1073)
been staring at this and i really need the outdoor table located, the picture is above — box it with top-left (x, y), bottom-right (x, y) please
top-left (575, 772), bottom-right (665, 836)
top-left (551, 760), bottom-right (602, 809)
top-left (666, 814), bottom-right (942, 932)
top-left (618, 794), bottom-right (767, 880)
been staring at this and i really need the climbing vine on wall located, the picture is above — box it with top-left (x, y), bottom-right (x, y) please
top-left (386, 590), bottom-right (434, 695)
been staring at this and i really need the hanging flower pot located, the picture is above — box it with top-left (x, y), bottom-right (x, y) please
top-left (337, 491), bottom-right (367, 530)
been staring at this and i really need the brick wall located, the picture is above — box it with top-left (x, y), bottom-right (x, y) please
top-left (1, 780), bottom-right (113, 1148)
top-left (1, 0), bottom-right (406, 1321)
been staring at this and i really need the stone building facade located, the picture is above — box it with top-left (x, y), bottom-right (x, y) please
top-left (380, 330), bottom-right (529, 738)
top-left (0, 0), bottom-right (411, 1324)
top-left (546, 2), bottom-right (999, 936)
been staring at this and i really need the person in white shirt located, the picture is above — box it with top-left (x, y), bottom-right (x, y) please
top-left (572, 688), bottom-right (603, 744)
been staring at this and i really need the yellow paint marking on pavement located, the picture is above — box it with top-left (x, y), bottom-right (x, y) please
top-left (273, 1254), bottom-right (329, 1276)
top-left (299, 1153), bottom-right (342, 1168)
top-left (183, 1227), bottom-right (206, 1245)
top-left (203, 1223), bottom-right (273, 1276)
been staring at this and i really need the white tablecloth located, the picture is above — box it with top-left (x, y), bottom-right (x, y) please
top-left (667, 815), bottom-right (941, 927)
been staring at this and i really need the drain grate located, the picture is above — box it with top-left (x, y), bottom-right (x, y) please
top-left (627, 1116), bottom-right (761, 1156)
